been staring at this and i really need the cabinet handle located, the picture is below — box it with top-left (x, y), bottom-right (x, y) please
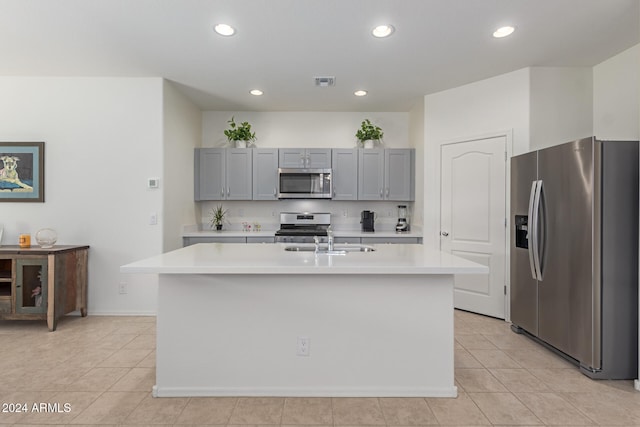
top-left (227, 187), bottom-right (230, 197)
top-left (221, 187), bottom-right (224, 197)
top-left (379, 189), bottom-right (383, 199)
top-left (386, 187), bottom-right (390, 198)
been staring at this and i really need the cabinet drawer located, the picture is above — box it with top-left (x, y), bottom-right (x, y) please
top-left (361, 237), bottom-right (420, 244)
top-left (183, 237), bottom-right (247, 246)
top-left (0, 297), bottom-right (11, 314)
top-left (247, 236), bottom-right (275, 243)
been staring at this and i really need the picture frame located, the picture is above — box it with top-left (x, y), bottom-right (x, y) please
top-left (0, 142), bottom-right (45, 202)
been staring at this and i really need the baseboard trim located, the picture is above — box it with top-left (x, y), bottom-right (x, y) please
top-left (151, 385), bottom-right (458, 398)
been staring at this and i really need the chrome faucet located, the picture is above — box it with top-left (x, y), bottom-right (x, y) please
top-left (314, 235), bottom-right (320, 253)
top-left (327, 225), bottom-right (334, 251)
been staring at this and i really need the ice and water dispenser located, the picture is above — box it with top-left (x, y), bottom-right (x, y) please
top-left (515, 215), bottom-right (528, 249)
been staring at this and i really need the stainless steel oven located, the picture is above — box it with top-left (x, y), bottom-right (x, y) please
top-left (275, 212), bottom-right (330, 243)
top-left (277, 168), bottom-right (332, 199)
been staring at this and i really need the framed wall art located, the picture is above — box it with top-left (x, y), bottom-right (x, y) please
top-left (0, 142), bottom-right (44, 202)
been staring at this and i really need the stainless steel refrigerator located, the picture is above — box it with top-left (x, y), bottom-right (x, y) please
top-left (510, 136), bottom-right (638, 379)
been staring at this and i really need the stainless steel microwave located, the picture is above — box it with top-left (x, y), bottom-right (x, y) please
top-left (278, 168), bottom-right (332, 199)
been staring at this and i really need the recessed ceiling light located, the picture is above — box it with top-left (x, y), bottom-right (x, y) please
top-left (354, 90), bottom-right (368, 97)
top-left (493, 26), bottom-right (515, 38)
top-left (214, 24), bottom-right (235, 36)
top-left (250, 89), bottom-right (263, 96)
top-left (372, 24), bottom-right (395, 38)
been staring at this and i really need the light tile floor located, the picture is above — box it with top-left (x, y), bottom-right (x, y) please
top-left (1, 310), bottom-right (639, 426)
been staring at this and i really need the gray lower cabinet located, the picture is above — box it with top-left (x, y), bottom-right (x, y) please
top-left (194, 148), bottom-right (252, 201)
top-left (357, 149), bottom-right (415, 201)
top-left (247, 236), bottom-right (276, 243)
top-left (279, 148), bottom-right (331, 168)
top-left (332, 149), bottom-right (358, 200)
top-left (183, 236), bottom-right (247, 246)
top-left (361, 237), bottom-right (420, 244)
top-left (334, 237), bottom-right (361, 244)
top-left (253, 149), bottom-right (279, 200)
top-left (183, 236), bottom-right (420, 246)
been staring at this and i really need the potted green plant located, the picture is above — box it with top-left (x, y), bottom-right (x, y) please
top-left (224, 116), bottom-right (256, 148)
top-left (355, 119), bottom-right (384, 148)
top-left (209, 204), bottom-right (228, 231)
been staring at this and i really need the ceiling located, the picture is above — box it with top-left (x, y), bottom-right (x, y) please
top-left (1, 0), bottom-right (638, 112)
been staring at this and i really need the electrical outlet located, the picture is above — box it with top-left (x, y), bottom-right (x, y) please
top-left (238, 208), bottom-right (244, 217)
top-left (342, 209), bottom-right (348, 217)
top-left (297, 336), bottom-right (310, 356)
top-left (149, 212), bottom-right (158, 225)
top-left (118, 282), bottom-right (127, 294)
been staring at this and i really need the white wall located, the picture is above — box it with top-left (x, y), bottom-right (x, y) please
top-left (530, 67), bottom-right (593, 149)
top-left (162, 80), bottom-right (201, 251)
top-left (0, 77), bottom-right (164, 315)
top-left (202, 111), bottom-right (409, 149)
top-left (409, 101), bottom-right (425, 227)
top-left (200, 111), bottom-right (414, 231)
top-left (591, 42), bottom-right (640, 391)
top-left (422, 68), bottom-right (531, 249)
top-left (594, 44), bottom-right (640, 140)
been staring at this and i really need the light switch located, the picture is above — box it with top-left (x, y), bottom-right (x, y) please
top-left (148, 178), bottom-right (160, 189)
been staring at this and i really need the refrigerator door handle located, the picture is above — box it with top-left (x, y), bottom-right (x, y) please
top-left (527, 181), bottom-right (538, 279)
top-left (532, 180), bottom-right (544, 281)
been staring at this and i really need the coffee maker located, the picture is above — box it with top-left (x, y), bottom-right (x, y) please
top-left (395, 205), bottom-right (409, 232)
top-left (361, 210), bottom-right (375, 232)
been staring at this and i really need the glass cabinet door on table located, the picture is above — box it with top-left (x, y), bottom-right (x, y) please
top-left (16, 258), bottom-right (48, 314)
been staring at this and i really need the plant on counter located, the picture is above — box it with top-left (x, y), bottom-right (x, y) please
top-left (224, 116), bottom-right (256, 148)
top-left (209, 204), bottom-right (228, 231)
top-left (355, 119), bottom-right (384, 148)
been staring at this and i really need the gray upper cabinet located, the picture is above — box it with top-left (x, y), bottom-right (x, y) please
top-left (358, 148), bottom-right (414, 201)
top-left (358, 149), bottom-right (385, 200)
top-left (332, 149), bottom-right (358, 200)
top-left (279, 148), bottom-right (331, 168)
top-left (195, 148), bottom-right (225, 201)
top-left (253, 149), bottom-right (279, 200)
top-left (226, 149), bottom-right (253, 200)
top-left (194, 148), bottom-right (252, 201)
top-left (385, 149), bottom-right (415, 201)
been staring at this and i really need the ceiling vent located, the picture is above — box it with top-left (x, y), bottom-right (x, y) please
top-left (314, 76), bottom-right (336, 87)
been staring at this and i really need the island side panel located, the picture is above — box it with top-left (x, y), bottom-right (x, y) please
top-left (155, 273), bottom-right (456, 397)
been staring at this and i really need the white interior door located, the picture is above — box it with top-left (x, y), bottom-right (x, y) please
top-left (440, 136), bottom-right (507, 318)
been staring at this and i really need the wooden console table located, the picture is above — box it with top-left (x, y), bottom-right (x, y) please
top-left (0, 245), bottom-right (89, 331)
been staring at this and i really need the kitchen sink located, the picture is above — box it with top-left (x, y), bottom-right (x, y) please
top-left (284, 245), bottom-right (376, 253)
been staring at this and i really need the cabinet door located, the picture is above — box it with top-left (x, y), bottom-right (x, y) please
top-left (195, 148), bottom-right (225, 201)
top-left (253, 149), bottom-right (279, 200)
top-left (332, 149), bottom-right (358, 200)
top-left (358, 149), bottom-right (385, 200)
top-left (16, 258), bottom-right (48, 314)
top-left (226, 149), bottom-right (253, 200)
top-left (279, 149), bottom-right (306, 168)
top-left (307, 149), bottom-right (332, 168)
top-left (385, 149), bottom-right (415, 201)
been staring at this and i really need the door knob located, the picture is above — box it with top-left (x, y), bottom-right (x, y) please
top-left (441, 231), bottom-right (449, 236)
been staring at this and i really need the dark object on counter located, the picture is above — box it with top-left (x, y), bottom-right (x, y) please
top-left (361, 210), bottom-right (375, 232)
top-left (396, 205), bottom-right (409, 232)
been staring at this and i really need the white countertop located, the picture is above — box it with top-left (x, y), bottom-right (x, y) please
top-left (121, 243), bottom-right (488, 275)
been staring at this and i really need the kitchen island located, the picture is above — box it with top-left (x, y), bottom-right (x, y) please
top-left (121, 243), bottom-right (487, 398)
